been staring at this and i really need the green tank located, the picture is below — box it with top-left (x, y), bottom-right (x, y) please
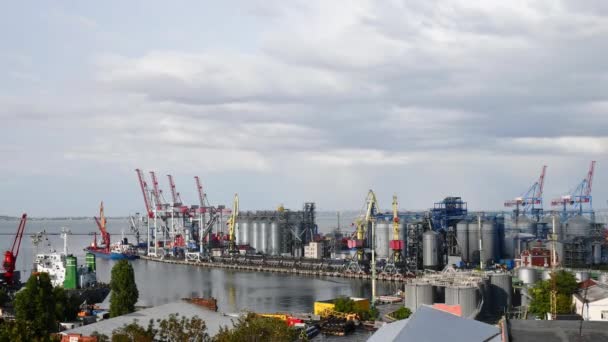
top-left (86, 252), bottom-right (96, 271)
top-left (64, 256), bottom-right (78, 289)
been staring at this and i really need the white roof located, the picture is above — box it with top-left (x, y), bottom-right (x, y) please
top-left (63, 301), bottom-right (235, 337)
top-left (368, 305), bottom-right (501, 342)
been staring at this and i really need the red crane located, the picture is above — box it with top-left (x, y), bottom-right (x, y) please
top-left (167, 174), bottom-right (189, 214)
top-left (135, 168), bottom-right (154, 218)
top-left (167, 174), bottom-right (181, 205)
top-left (3, 213), bottom-right (27, 285)
top-left (194, 176), bottom-right (209, 214)
top-left (93, 202), bottom-right (111, 253)
top-left (149, 171), bottom-right (164, 210)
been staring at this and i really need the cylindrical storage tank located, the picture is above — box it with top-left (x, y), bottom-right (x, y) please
top-left (375, 221), bottom-right (390, 260)
top-left (521, 287), bottom-right (530, 307)
top-left (565, 215), bottom-right (591, 238)
top-left (64, 256), bottom-right (78, 289)
top-left (502, 232), bottom-right (517, 259)
top-left (405, 283), bottom-right (433, 313)
top-left (593, 243), bottom-right (602, 265)
top-left (575, 271), bottom-right (590, 282)
top-left (490, 273), bottom-right (512, 314)
top-left (599, 273), bottom-right (608, 284)
top-left (433, 285), bottom-right (445, 304)
top-left (260, 221), bottom-right (268, 254)
top-left (270, 220), bottom-right (279, 255)
top-left (445, 285), bottom-right (480, 319)
top-left (518, 267), bottom-right (539, 285)
top-left (85, 252), bottom-right (96, 272)
top-left (481, 221), bottom-right (497, 264)
top-left (468, 221), bottom-right (480, 264)
top-left (515, 216), bottom-right (537, 236)
top-left (251, 220), bottom-right (259, 251)
top-left (235, 222), bottom-right (241, 244)
top-left (423, 231), bottom-right (439, 269)
top-left (542, 269), bottom-right (552, 281)
top-left (456, 221), bottom-right (469, 262)
top-left (240, 220), bottom-right (250, 245)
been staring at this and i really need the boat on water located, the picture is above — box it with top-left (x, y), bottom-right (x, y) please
top-left (85, 201), bottom-right (139, 260)
top-left (33, 229), bottom-right (110, 304)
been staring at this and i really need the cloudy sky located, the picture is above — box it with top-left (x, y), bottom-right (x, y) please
top-left (1, 1), bottom-right (607, 217)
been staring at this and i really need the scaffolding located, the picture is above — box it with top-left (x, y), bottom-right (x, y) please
top-left (406, 222), bottom-right (423, 271)
top-left (563, 238), bottom-right (587, 268)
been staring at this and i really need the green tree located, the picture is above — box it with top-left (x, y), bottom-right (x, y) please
top-left (389, 307), bottom-right (411, 320)
top-left (111, 320), bottom-right (154, 342)
top-left (90, 331), bottom-right (110, 342)
top-left (0, 288), bottom-right (9, 307)
top-left (332, 296), bottom-right (375, 320)
top-left (213, 313), bottom-right (297, 342)
top-left (529, 270), bottom-right (578, 317)
top-left (14, 273), bottom-right (57, 336)
top-left (0, 320), bottom-right (38, 342)
top-left (156, 313), bottom-right (209, 341)
top-left (110, 260), bottom-right (139, 317)
top-left (53, 287), bottom-right (81, 322)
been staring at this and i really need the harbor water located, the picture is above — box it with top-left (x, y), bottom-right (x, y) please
top-left (0, 217), bottom-right (399, 314)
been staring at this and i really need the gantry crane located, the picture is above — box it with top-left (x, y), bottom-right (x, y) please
top-left (2, 213), bottom-right (27, 285)
top-left (505, 165), bottom-right (547, 219)
top-left (227, 193), bottom-right (239, 254)
top-left (550, 161), bottom-right (596, 219)
top-left (345, 190), bottom-right (378, 274)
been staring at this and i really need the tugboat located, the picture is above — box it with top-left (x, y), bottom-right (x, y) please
top-left (85, 202), bottom-right (139, 260)
top-left (33, 229), bottom-right (110, 304)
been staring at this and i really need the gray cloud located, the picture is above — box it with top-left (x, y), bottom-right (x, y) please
top-left (1, 0), bottom-right (607, 216)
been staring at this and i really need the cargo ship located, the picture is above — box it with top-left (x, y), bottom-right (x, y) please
top-left (34, 230), bottom-right (109, 304)
top-left (85, 201), bottom-right (139, 260)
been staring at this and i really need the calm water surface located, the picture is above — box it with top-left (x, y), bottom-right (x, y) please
top-left (1, 218), bottom-right (399, 314)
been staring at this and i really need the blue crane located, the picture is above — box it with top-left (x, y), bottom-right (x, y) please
top-left (504, 165), bottom-right (547, 219)
top-left (551, 161), bottom-right (596, 219)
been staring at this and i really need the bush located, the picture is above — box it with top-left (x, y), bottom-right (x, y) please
top-left (390, 307), bottom-right (412, 320)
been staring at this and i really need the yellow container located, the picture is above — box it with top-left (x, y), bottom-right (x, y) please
top-left (313, 297), bottom-right (370, 315)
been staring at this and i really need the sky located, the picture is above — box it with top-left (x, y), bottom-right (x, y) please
top-left (1, 1), bottom-right (607, 217)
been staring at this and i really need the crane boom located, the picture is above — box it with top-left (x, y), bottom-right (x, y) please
top-left (167, 174), bottom-right (180, 205)
top-left (537, 165), bottom-right (547, 199)
top-left (135, 169), bottom-right (154, 218)
top-left (94, 202), bottom-right (110, 252)
top-left (194, 176), bottom-right (205, 207)
top-left (149, 171), bottom-right (163, 210)
top-left (3, 213), bottom-right (27, 284)
top-left (585, 160), bottom-right (596, 196)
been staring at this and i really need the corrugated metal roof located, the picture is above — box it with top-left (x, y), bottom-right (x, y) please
top-left (63, 301), bottom-right (235, 337)
top-left (508, 319), bottom-right (608, 342)
top-left (368, 305), bottom-right (500, 342)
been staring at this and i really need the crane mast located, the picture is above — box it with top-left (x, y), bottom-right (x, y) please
top-left (390, 195), bottom-right (403, 263)
top-left (227, 193), bottom-right (239, 254)
top-left (346, 190), bottom-right (378, 274)
top-left (2, 213), bottom-right (27, 285)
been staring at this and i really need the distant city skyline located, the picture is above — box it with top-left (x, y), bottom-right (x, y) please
top-left (1, 1), bottom-right (607, 216)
